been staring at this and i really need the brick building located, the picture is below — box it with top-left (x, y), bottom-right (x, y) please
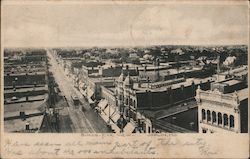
top-left (196, 78), bottom-right (248, 133)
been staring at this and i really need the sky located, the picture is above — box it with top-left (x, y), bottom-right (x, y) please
top-left (2, 1), bottom-right (248, 47)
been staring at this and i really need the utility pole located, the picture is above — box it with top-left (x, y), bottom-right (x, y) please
top-left (128, 90), bottom-right (130, 122)
top-left (217, 54), bottom-right (220, 82)
top-left (108, 101), bottom-right (110, 125)
top-left (217, 55), bottom-right (220, 74)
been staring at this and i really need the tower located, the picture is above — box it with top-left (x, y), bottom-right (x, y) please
top-left (123, 72), bottom-right (134, 121)
top-left (116, 69), bottom-right (125, 112)
top-left (217, 55), bottom-right (220, 74)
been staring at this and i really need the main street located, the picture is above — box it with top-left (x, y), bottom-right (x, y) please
top-left (47, 49), bottom-right (111, 133)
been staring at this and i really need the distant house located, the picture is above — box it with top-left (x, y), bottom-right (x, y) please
top-left (143, 54), bottom-right (153, 60)
top-left (129, 53), bottom-right (139, 58)
top-left (170, 48), bottom-right (184, 55)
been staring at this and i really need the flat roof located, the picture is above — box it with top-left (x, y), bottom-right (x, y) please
top-left (89, 77), bottom-right (117, 83)
top-left (101, 63), bottom-right (121, 69)
top-left (138, 100), bottom-right (197, 119)
top-left (235, 69), bottom-right (248, 76)
top-left (4, 63), bottom-right (46, 67)
top-left (139, 67), bottom-right (203, 76)
top-left (134, 77), bottom-right (214, 92)
top-left (5, 94), bottom-right (46, 104)
top-left (4, 115), bottom-right (44, 132)
top-left (4, 100), bottom-right (45, 117)
top-left (107, 87), bottom-right (115, 93)
top-left (4, 71), bottom-right (46, 76)
top-left (221, 66), bottom-right (248, 75)
top-left (137, 65), bottom-right (171, 71)
top-left (237, 88), bottom-right (248, 101)
top-left (223, 79), bottom-right (241, 86)
top-left (4, 86), bottom-right (48, 94)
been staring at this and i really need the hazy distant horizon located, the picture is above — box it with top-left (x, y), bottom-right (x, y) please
top-left (4, 44), bottom-right (248, 51)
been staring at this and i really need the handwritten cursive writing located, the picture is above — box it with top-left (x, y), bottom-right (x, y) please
top-left (3, 135), bottom-right (218, 158)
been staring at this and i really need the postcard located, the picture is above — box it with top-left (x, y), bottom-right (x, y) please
top-left (1, 0), bottom-right (249, 158)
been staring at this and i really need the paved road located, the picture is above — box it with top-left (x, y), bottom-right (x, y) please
top-left (47, 49), bottom-right (111, 133)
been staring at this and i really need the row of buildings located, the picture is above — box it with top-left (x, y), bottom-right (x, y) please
top-left (4, 49), bottom-right (72, 133)
top-left (4, 49), bottom-right (49, 132)
top-left (53, 47), bottom-right (248, 133)
top-left (197, 66), bottom-right (248, 133)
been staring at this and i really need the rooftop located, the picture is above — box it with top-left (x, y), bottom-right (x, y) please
top-left (101, 63), bottom-right (121, 69)
top-left (139, 67), bottom-right (203, 76)
top-left (4, 115), bottom-right (44, 132)
top-left (108, 87), bottom-right (116, 93)
top-left (221, 65), bottom-right (248, 75)
top-left (4, 100), bottom-right (46, 118)
top-left (89, 77), bottom-right (117, 83)
top-left (4, 85), bottom-right (48, 94)
top-left (223, 79), bottom-right (241, 86)
top-left (4, 71), bottom-right (46, 76)
top-left (234, 69), bottom-right (248, 77)
top-left (134, 77), bottom-right (214, 92)
top-left (237, 88), bottom-right (248, 101)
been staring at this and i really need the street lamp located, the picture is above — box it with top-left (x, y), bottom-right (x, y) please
top-left (127, 91), bottom-right (131, 122)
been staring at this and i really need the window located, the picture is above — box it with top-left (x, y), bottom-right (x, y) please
top-left (212, 111), bottom-right (216, 123)
top-left (126, 109), bottom-right (129, 117)
top-left (202, 129), bottom-right (207, 133)
top-left (223, 114), bottom-right (228, 126)
top-left (207, 110), bottom-right (211, 122)
top-left (202, 109), bottom-right (206, 120)
top-left (129, 98), bottom-right (133, 106)
top-left (125, 98), bottom-right (128, 105)
top-left (230, 115), bottom-right (234, 128)
top-left (218, 113), bottom-right (222, 125)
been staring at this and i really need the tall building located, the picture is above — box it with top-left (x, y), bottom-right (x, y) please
top-left (116, 71), bottom-right (138, 126)
top-left (112, 69), bottom-right (153, 133)
top-left (196, 78), bottom-right (248, 133)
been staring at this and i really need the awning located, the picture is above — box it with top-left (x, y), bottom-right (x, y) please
top-left (87, 90), bottom-right (94, 98)
top-left (79, 82), bottom-right (85, 88)
top-left (104, 105), bottom-right (115, 116)
top-left (87, 89), bottom-right (95, 104)
top-left (111, 123), bottom-right (121, 133)
top-left (75, 77), bottom-right (79, 82)
top-left (123, 122), bottom-right (135, 133)
top-left (79, 89), bottom-right (87, 97)
top-left (98, 99), bottom-right (108, 111)
top-left (88, 97), bottom-right (95, 104)
top-left (136, 112), bottom-right (147, 121)
top-left (100, 112), bottom-right (110, 123)
top-left (111, 111), bottom-right (120, 123)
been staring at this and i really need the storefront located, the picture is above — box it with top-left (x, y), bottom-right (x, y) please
top-left (87, 89), bottom-right (95, 107)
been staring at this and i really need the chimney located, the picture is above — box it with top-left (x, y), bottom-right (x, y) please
top-left (25, 122), bottom-right (30, 130)
top-left (136, 67), bottom-right (139, 74)
top-left (20, 111), bottom-right (26, 121)
top-left (138, 81), bottom-right (141, 88)
top-left (126, 65), bottom-right (129, 75)
top-left (217, 55), bottom-right (220, 74)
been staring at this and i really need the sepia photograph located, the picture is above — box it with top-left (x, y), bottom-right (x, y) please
top-left (1, 0), bottom-right (249, 158)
